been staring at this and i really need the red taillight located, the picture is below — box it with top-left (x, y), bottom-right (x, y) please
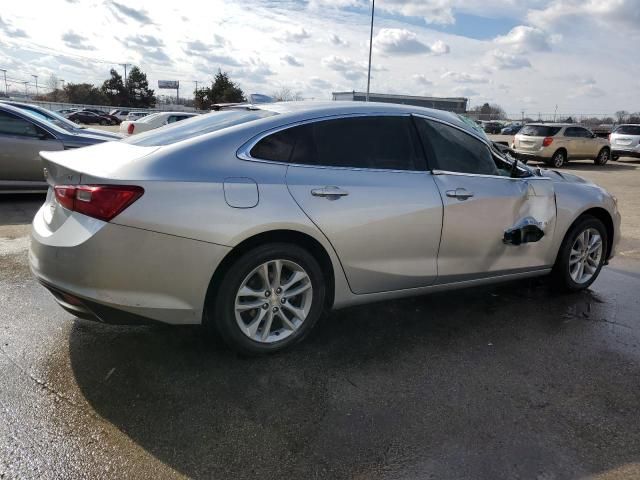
top-left (54, 185), bottom-right (144, 221)
top-left (127, 123), bottom-right (135, 134)
top-left (542, 136), bottom-right (554, 147)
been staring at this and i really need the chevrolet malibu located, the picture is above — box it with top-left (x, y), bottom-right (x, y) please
top-left (30, 102), bottom-right (621, 354)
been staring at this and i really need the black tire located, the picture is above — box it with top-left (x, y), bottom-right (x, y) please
top-left (99, 119), bottom-right (107, 125)
top-left (547, 149), bottom-right (566, 168)
top-left (551, 215), bottom-right (608, 292)
top-left (208, 243), bottom-right (326, 355)
top-left (594, 147), bottom-right (610, 165)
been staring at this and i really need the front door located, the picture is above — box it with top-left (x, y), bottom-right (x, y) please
top-left (413, 115), bottom-right (557, 282)
top-left (0, 111), bottom-right (63, 181)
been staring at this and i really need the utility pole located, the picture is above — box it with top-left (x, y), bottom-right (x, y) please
top-left (32, 75), bottom-right (38, 97)
top-left (366, 0), bottom-right (375, 102)
top-left (121, 63), bottom-right (131, 86)
top-left (553, 104), bottom-right (558, 122)
top-left (0, 69), bottom-right (7, 96)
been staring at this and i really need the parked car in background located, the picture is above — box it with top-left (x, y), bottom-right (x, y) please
top-left (501, 124), bottom-right (522, 135)
top-left (56, 108), bottom-right (79, 115)
top-left (119, 111), bottom-right (198, 136)
top-left (125, 111), bottom-right (150, 121)
top-left (483, 121), bottom-right (504, 134)
top-left (109, 109), bottom-right (134, 122)
top-left (67, 110), bottom-right (118, 126)
top-left (80, 110), bottom-right (121, 125)
top-left (0, 103), bottom-right (116, 192)
top-left (610, 124), bottom-right (640, 160)
top-left (1, 101), bottom-right (121, 140)
top-left (30, 102), bottom-right (620, 354)
top-left (513, 124), bottom-right (610, 168)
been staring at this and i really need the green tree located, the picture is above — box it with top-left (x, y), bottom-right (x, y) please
top-left (101, 68), bottom-right (128, 106)
top-left (195, 70), bottom-right (245, 109)
top-left (126, 66), bottom-right (156, 108)
top-left (62, 83), bottom-right (108, 105)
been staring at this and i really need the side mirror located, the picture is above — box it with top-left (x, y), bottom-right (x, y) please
top-left (504, 217), bottom-right (545, 245)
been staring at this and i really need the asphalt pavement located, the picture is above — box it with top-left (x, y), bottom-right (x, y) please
top-left (2, 174), bottom-right (640, 479)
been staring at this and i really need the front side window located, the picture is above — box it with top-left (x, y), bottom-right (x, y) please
top-left (249, 116), bottom-right (423, 171)
top-left (415, 118), bottom-right (498, 176)
top-left (0, 111), bottom-right (41, 137)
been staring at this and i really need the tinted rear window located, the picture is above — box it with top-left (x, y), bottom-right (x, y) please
top-left (249, 116), bottom-right (423, 171)
top-left (520, 125), bottom-right (562, 137)
top-left (614, 125), bottom-right (640, 135)
top-left (125, 110), bottom-right (276, 146)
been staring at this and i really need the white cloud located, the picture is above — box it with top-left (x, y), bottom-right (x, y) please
top-left (374, 28), bottom-right (450, 56)
top-left (494, 25), bottom-right (552, 53)
top-left (322, 55), bottom-right (366, 80)
top-left (329, 33), bottom-right (349, 47)
top-left (441, 71), bottom-right (488, 83)
top-left (412, 74), bottom-right (433, 86)
top-left (281, 55), bottom-right (304, 67)
top-left (453, 86), bottom-right (479, 96)
top-left (484, 49), bottom-right (531, 70)
top-left (278, 27), bottom-right (311, 42)
top-left (528, 0), bottom-right (640, 32)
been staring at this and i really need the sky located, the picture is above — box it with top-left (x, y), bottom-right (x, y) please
top-left (0, 0), bottom-right (639, 115)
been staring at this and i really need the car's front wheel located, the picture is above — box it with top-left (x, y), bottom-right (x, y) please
top-left (551, 215), bottom-right (608, 291)
top-left (210, 243), bottom-right (326, 354)
top-left (594, 147), bottom-right (610, 165)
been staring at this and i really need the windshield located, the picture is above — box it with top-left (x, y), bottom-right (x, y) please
top-left (125, 109), bottom-right (277, 146)
top-left (520, 125), bottom-right (562, 137)
top-left (614, 125), bottom-right (640, 135)
top-left (137, 113), bottom-right (161, 123)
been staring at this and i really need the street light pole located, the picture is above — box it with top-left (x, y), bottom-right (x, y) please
top-left (0, 69), bottom-right (7, 96)
top-left (32, 75), bottom-right (38, 97)
top-left (366, 0), bottom-right (375, 102)
top-left (22, 81), bottom-right (28, 97)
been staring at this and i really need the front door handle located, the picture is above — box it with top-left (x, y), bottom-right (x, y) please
top-left (311, 186), bottom-right (349, 198)
top-left (445, 188), bottom-right (474, 200)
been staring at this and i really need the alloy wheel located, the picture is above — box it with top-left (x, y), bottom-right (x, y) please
top-left (552, 152), bottom-right (565, 168)
top-left (234, 259), bottom-right (313, 343)
top-left (569, 227), bottom-right (603, 284)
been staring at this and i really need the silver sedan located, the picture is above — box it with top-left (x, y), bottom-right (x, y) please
top-left (30, 102), bottom-right (621, 354)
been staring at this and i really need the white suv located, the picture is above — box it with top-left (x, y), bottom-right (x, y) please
top-left (513, 124), bottom-right (611, 168)
top-left (610, 124), bottom-right (640, 160)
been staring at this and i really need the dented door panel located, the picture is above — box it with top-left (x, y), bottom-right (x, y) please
top-left (433, 173), bottom-right (556, 282)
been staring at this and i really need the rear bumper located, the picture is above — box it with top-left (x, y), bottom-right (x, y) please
top-left (513, 151), bottom-right (548, 162)
top-left (612, 149), bottom-right (640, 159)
top-left (30, 206), bottom-right (231, 325)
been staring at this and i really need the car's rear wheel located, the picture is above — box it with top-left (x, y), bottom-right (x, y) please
top-left (551, 215), bottom-right (608, 291)
top-left (547, 149), bottom-right (566, 168)
top-left (594, 147), bottom-right (610, 165)
top-left (210, 243), bottom-right (326, 354)
top-left (99, 119), bottom-right (107, 125)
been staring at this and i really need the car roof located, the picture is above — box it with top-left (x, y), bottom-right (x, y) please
top-left (246, 100), bottom-right (482, 140)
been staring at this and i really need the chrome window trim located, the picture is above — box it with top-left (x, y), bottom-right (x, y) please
top-left (236, 112), bottom-right (431, 173)
top-left (432, 169), bottom-right (549, 181)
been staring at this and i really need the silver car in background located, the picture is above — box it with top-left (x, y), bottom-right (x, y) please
top-left (0, 103), bottom-right (118, 193)
top-left (30, 102), bottom-right (620, 354)
top-left (610, 124), bottom-right (640, 160)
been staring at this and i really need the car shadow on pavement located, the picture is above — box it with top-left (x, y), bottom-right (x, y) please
top-left (67, 278), bottom-right (640, 480)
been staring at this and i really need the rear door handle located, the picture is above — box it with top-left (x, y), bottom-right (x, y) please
top-left (311, 186), bottom-right (349, 198)
top-left (445, 188), bottom-right (474, 200)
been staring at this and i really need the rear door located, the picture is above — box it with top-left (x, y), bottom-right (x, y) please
top-left (563, 127), bottom-right (587, 158)
top-left (247, 115), bottom-right (444, 294)
top-left (0, 110), bottom-right (63, 181)
top-left (414, 116), bottom-right (557, 281)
